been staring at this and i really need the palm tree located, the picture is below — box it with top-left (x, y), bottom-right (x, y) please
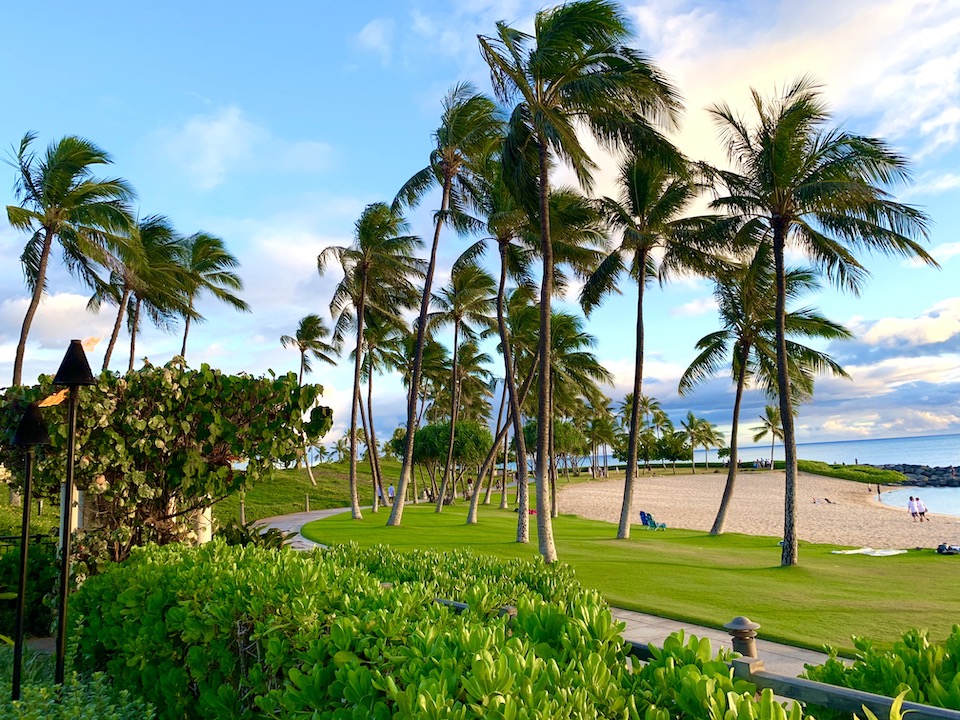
top-left (429, 262), bottom-right (496, 512)
top-left (679, 242), bottom-right (852, 534)
top-left (706, 77), bottom-right (934, 565)
top-left (89, 214), bottom-right (183, 371)
top-left (124, 224), bottom-right (194, 373)
top-left (581, 151), bottom-right (712, 538)
top-left (281, 314), bottom-right (339, 385)
top-left (480, 0), bottom-right (680, 562)
top-left (176, 232), bottom-right (249, 359)
top-left (753, 405), bottom-right (784, 468)
top-left (6, 132), bottom-right (135, 385)
top-left (681, 412), bottom-right (724, 471)
top-left (389, 83), bottom-right (504, 528)
top-left (319, 202), bottom-right (424, 520)
top-left (281, 313), bottom-right (340, 485)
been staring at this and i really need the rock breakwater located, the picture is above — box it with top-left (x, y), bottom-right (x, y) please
top-left (875, 464), bottom-right (959, 487)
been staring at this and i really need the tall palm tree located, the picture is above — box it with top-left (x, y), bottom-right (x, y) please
top-left (706, 77), bottom-right (934, 565)
top-left (89, 214), bottom-right (183, 371)
top-left (281, 314), bottom-right (339, 385)
top-left (6, 132), bottom-right (135, 385)
top-left (319, 202), bottom-right (424, 520)
top-left (389, 83), bottom-right (504, 528)
top-left (176, 232), bottom-right (249, 359)
top-left (679, 242), bottom-right (852, 534)
top-left (429, 262), bottom-right (496, 512)
top-left (581, 151), bottom-right (712, 538)
top-left (281, 313), bottom-right (340, 485)
top-left (753, 405), bottom-right (784, 468)
top-left (480, 0), bottom-right (680, 562)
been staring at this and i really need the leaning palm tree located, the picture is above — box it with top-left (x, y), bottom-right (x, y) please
top-left (89, 214), bottom-right (181, 371)
top-left (581, 151), bottom-right (712, 538)
top-left (706, 77), bottom-right (934, 565)
top-left (428, 262), bottom-right (496, 512)
top-left (679, 242), bottom-right (852, 534)
top-left (281, 314), bottom-right (339, 385)
top-left (6, 132), bottom-right (135, 385)
top-left (176, 232), bottom-right (249, 359)
top-left (123, 222), bottom-right (194, 373)
top-left (480, 0), bottom-right (680, 562)
top-left (389, 83), bottom-right (504, 528)
top-left (319, 202), bottom-right (424, 520)
top-left (753, 406), bottom-right (784, 468)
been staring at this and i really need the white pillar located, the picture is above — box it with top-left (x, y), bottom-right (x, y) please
top-left (195, 504), bottom-right (213, 544)
top-left (59, 482), bottom-right (80, 550)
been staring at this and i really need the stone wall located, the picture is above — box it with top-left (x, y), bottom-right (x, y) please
top-left (875, 464), bottom-right (960, 487)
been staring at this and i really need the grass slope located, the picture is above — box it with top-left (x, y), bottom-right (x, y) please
top-left (213, 459), bottom-right (403, 525)
top-left (301, 501), bottom-right (957, 654)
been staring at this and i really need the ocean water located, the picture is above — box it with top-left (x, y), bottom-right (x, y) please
top-left (880, 486), bottom-right (960, 518)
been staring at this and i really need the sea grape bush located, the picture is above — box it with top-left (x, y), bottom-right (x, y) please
top-left (804, 626), bottom-right (960, 716)
top-left (0, 361), bottom-right (332, 569)
top-left (72, 542), bottom-right (810, 720)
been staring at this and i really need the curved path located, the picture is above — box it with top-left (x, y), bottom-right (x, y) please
top-left (258, 507), bottom-right (827, 676)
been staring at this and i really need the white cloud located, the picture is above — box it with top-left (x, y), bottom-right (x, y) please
top-left (356, 18), bottom-right (394, 66)
top-left (902, 172), bottom-right (960, 198)
top-left (154, 106), bottom-right (334, 190)
top-left (670, 296), bottom-right (716, 317)
top-left (157, 106), bottom-right (264, 190)
top-left (855, 297), bottom-right (960, 347)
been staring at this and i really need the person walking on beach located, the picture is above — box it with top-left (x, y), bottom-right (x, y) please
top-left (917, 496), bottom-right (928, 521)
top-left (907, 496), bottom-right (918, 521)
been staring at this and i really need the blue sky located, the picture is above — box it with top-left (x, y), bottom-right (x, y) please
top-left (1, 0), bottom-right (958, 449)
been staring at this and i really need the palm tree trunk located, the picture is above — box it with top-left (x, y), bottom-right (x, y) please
top-left (549, 376), bottom-right (558, 519)
top-left (180, 298), bottom-right (194, 359)
top-left (367, 370), bottom-right (386, 508)
top-left (128, 298), bottom-right (142, 373)
top-left (618, 251), bottom-right (648, 539)
top-left (774, 222), bottom-right (799, 566)
top-left (496, 242), bottom-right (530, 543)
top-left (770, 435), bottom-right (776, 467)
top-left (103, 286), bottom-right (132, 371)
top-left (348, 278), bottom-right (368, 520)
top-left (500, 426), bottom-right (510, 509)
top-left (534, 141), bottom-right (557, 562)
top-left (13, 228), bottom-right (54, 386)
top-left (437, 322), bottom-right (461, 513)
top-left (711, 351), bottom-right (748, 534)
top-left (390, 174), bottom-right (454, 527)
top-left (359, 386), bottom-right (378, 512)
top-left (484, 386), bottom-right (507, 505)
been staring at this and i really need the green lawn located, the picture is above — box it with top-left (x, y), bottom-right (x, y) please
top-left (0, 492), bottom-right (61, 537)
top-left (301, 501), bottom-right (956, 654)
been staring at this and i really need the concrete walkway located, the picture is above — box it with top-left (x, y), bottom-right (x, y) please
top-left (259, 508), bottom-right (829, 678)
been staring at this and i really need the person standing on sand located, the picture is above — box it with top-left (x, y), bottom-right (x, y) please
top-left (908, 496), bottom-right (918, 521)
top-left (917, 496), bottom-right (928, 521)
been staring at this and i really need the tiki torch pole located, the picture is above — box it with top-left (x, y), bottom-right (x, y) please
top-left (52, 340), bottom-right (95, 686)
top-left (11, 403), bottom-right (50, 701)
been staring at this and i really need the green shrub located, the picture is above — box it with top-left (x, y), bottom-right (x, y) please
top-left (218, 518), bottom-right (293, 549)
top-left (73, 541), bottom-right (810, 720)
top-left (0, 647), bottom-right (154, 720)
top-left (0, 541), bottom-right (58, 637)
top-left (798, 460), bottom-right (905, 485)
top-left (804, 626), bottom-right (960, 717)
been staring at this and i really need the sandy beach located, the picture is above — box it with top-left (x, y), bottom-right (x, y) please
top-left (558, 469), bottom-right (960, 549)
